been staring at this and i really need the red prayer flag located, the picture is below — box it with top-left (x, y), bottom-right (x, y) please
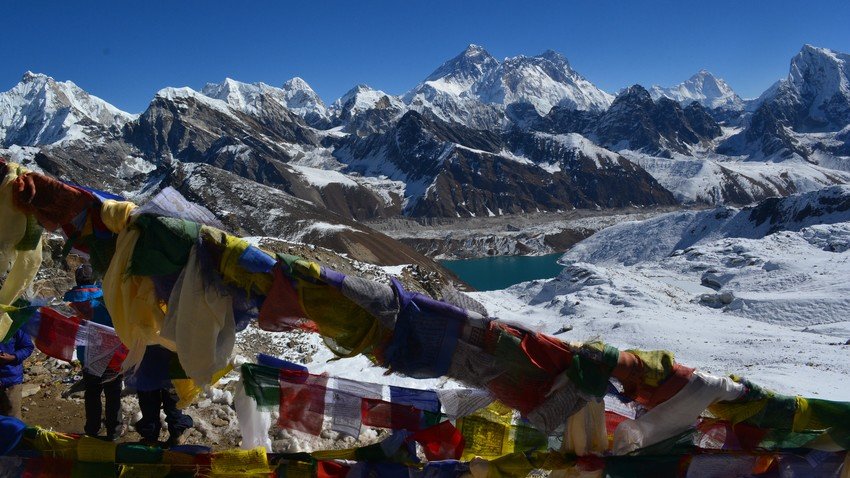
top-left (278, 370), bottom-right (328, 436)
top-left (410, 421), bottom-right (465, 461)
top-left (520, 332), bottom-right (572, 376)
top-left (258, 266), bottom-right (318, 333)
top-left (317, 461), bottom-right (350, 478)
top-left (361, 398), bottom-right (422, 431)
top-left (35, 308), bottom-right (81, 362)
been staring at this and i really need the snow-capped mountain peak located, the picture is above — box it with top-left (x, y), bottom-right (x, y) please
top-left (0, 71), bottom-right (135, 147)
top-left (333, 84), bottom-right (404, 116)
top-left (750, 44), bottom-right (850, 131)
top-left (201, 76), bottom-right (330, 126)
top-left (473, 49), bottom-right (614, 115)
top-left (201, 77), bottom-right (270, 112)
top-left (419, 44), bottom-right (499, 95)
top-left (788, 44), bottom-right (850, 107)
top-left (280, 77), bottom-right (329, 118)
top-left (650, 69), bottom-right (744, 110)
top-left (402, 45), bottom-right (613, 125)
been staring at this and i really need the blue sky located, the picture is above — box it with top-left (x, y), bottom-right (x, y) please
top-left (2, 0), bottom-right (849, 113)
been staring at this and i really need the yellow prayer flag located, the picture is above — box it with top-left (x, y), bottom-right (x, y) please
top-left (210, 446), bottom-right (271, 475)
top-left (77, 435), bottom-right (117, 463)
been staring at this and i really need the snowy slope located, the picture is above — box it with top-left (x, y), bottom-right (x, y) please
top-left (471, 188), bottom-right (850, 399)
top-left (561, 185), bottom-right (850, 265)
top-left (0, 72), bottom-right (135, 146)
top-left (625, 150), bottom-right (850, 204)
top-left (650, 70), bottom-right (744, 110)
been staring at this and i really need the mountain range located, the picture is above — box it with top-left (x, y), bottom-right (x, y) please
top-left (1, 44), bottom-right (850, 262)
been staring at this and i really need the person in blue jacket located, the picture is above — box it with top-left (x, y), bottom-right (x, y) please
top-left (64, 264), bottom-right (124, 440)
top-left (0, 328), bottom-right (34, 419)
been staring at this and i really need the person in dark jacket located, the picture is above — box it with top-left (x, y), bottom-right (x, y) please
top-left (64, 264), bottom-right (124, 440)
top-left (131, 345), bottom-right (193, 447)
top-left (0, 329), bottom-right (34, 419)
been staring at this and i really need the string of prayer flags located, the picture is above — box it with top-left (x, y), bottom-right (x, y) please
top-left (3, 159), bottom-right (850, 458)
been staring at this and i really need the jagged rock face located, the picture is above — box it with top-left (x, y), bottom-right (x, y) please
top-left (530, 105), bottom-right (599, 135)
top-left (125, 89), bottom-right (309, 188)
top-left (718, 103), bottom-right (809, 159)
top-left (0, 72), bottom-right (134, 147)
top-left (746, 184), bottom-right (850, 234)
top-left (755, 45), bottom-right (850, 132)
top-left (404, 46), bottom-right (505, 130)
top-left (336, 111), bottom-right (676, 218)
top-left (124, 89), bottom-right (400, 221)
top-left (126, 88), bottom-right (318, 163)
top-left (29, 144), bottom-right (151, 194)
top-left (683, 102), bottom-right (723, 138)
top-left (332, 85), bottom-right (407, 136)
top-left (423, 44), bottom-right (500, 91)
top-left (594, 85), bottom-right (721, 155)
top-left (717, 46), bottom-right (850, 160)
top-left (336, 110), bottom-right (503, 184)
top-left (408, 145), bottom-right (676, 217)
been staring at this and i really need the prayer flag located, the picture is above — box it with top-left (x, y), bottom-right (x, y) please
top-left (33, 308), bottom-right (81, 362)
top-left (278, 370), bottom-right (328, 436)
top-left (83, 322), bottom-right (125, 377)
top-left (361, 398), bottom-right (423, 432)
top-left (410, 421), bottom-right (465, 461)
top-left (328, 377), bottom-right (381, 439)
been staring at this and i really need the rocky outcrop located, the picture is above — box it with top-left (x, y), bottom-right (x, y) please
top-left (593, 86), bottom-right (722, 155)
top-left (336, 111), bottom-right (677, 218)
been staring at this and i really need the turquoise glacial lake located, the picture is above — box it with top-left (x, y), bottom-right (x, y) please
top-left (440, 252), bottom-right (564, 291)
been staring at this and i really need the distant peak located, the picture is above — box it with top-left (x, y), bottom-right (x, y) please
top-left (454, 44), bottom-right (494, 62)
top-left (21, 71), bottom-right (50, 83)
top-left (156, 86), bottom-right (198, 100)
top-left (796, 44), bottom-right (843, 60)
top-left (624, 84), bottom-right (650, 95)
top-left (689, 69), bottom-right (723, 84)
top-left (464, 44), bottom-right (487, 54)
top-left (283, 76), bottom-right (313, 91)
top-left (540, 49), bottom-right (567, 61)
